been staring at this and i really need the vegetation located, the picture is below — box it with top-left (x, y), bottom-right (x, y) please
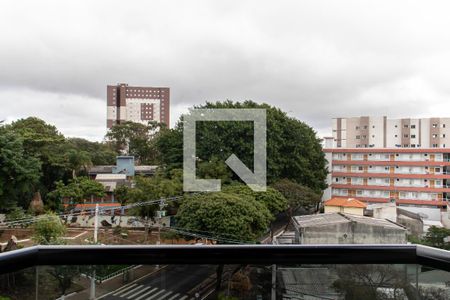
top-left (156, 100), bottom-right (327, 193)
top-left (105, 121), bottom-right (163, 165)
top-left (32, 213), bottom-right (67, 245)
top-left (271, 178), bottom-right (322, 212)
top-left (409, 226), bottom-right (450, 250)
top-left (0, 117), bottom-right (117, 212)
top-left (176, 192), bottom-right (273, 243)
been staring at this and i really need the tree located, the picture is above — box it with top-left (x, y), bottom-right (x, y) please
top-left (32, 213), bottom-right (66, 245)
top-left (66, 137), bottom-right (116, 165)
top-left (272, 178), bottom-right (322, 212)
top-left (176, 192), bottom-right (273, 242)
top-left (47, 177), bottom-right (105, 210)
top-left (422, 226), bottom-right (450, 250)
top-left (7, 117), bottom-right (71, 200)
top-left (0, 128), bottom-right (41, 211)
top-left (65, 149), bottom-right (92, 179)
top-left (127, 173), bottom-right (183, 242)
top-left (222, 184), bottom-right (288, 216)
top-left (32, 213), bottom-right (80, 300)
top-left (156, 101), bottom-right (327, 193)
top-left (105, 121), bottom-right (163, 164)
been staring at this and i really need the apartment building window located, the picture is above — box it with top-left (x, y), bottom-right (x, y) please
top-left (442, 134), bottom-right (446, 138)
top-left (372, 125), bottom-right (375, 128)
top-left (433, 124), bottom-right (438, 128)
top-left (411, 125), bottom-right (416, 129)
top-left (355, 126), bottom-right (360, 130)
top-left (443, 124), bottom-right (446, 128)
top-left (403, 144), bottom-right (409, 147)
top-left (394, 134), bottom-right (398, 137)
top-left (411, 134), bottom-right (416, 138)
top-left (395, 125), bottom-right (398, 128)
top-left (356, 135), bottom-right (360, 139)
top-left (356, 190), bottom-right (363, 196)
top-left (432, 134), bottom-right (438, 138)
top-left (433, 144), bottom-right (438, 147)
top-left (363, 125), bottom-right (368, 129)
top-left (404, 134), bottom-right (409, 138)
top-left (384, 166), bottom-right (389, 171)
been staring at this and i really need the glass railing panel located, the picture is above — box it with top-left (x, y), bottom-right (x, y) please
top-left (2, 264), bottom-right (450, 299)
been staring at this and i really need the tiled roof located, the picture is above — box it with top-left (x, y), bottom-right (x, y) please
top-left (324, 197), bottom-right (367, 208)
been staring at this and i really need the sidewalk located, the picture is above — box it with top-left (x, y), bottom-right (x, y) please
top-left (68, 265), bottom-right (158, 300)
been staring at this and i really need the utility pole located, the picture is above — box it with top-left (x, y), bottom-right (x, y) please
top-left (90, 204), bottom-right (99, 300)
top-left (156, 199), bottom-right (166, 245)
top-left (94, 204), bottom-right (99, 243)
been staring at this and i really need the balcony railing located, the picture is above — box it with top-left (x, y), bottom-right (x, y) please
top-left (2, 245), bottom-right (450, 299)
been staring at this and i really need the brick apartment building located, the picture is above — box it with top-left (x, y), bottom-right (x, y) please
top-left (107, 83), bottom-right (170, 128)
top-left (324, 116), bottom-right (450, 210)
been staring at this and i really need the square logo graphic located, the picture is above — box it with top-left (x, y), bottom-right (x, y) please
top-left (183, 108), bottom-right (267, 192)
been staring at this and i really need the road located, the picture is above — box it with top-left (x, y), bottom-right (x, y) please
top-left (102, 265), bottom-right (216, 300)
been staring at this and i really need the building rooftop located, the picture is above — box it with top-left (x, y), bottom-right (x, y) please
top-left (324, 197), bottom-right (367, 208)
top-left (293, 213), bottom-right (405, 230)
top-left (95, 174), bottom-right (127, 181)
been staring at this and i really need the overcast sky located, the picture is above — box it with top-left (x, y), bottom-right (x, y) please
top-left (1, 0), bottom-right (450, 141)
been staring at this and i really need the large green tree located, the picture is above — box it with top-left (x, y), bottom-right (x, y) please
top-left (271, 178), bottom-right (322, 212)
top-left (176, 192), bottom-right (273, 242)
top-left (7, 117), bottom-right (71, 198)
top-left (105, 121), bottom-right (163, 165)
top-left (222, 184), bottom-right (288, 216)
top-left (47, 177), bottom-right (105, 210)
top-left (0, 128), bottom-right (41, 211)
top-left (156, 101), bottom-right (327, 192)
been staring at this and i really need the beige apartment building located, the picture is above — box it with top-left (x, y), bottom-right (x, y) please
top-left (333, 116), bottom-right (450, 148)
top-left (324, 116), bottom-right (450, 210)
top-left (107, 83), bottom-right (170, 128)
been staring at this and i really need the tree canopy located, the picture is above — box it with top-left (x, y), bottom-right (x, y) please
top-left (176, 192), bottom-right (273, 242)
top-left (271, 178), bottom-right (322, 212)
top-left (222, 184), bottom-right (288, 216)
top-left (0, 128), bottom-right (41, 211)
top-left (156, 100), bottom-right (327, 193)
top-left (105, 121), bottom-right (163, 165)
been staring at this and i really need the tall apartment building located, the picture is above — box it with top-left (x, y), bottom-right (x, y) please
top-left (333, 116), bottom-right (450, 148)
top-left (107, 83), bottom-right (170, 128)
top-left (324, 116), bottom-right (450, 210)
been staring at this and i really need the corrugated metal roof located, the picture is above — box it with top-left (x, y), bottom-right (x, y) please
top-left (293, 213), bottom-right (405, 229)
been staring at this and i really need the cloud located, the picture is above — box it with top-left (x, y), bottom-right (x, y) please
top-left (1, 0), bottom-right (450, 140)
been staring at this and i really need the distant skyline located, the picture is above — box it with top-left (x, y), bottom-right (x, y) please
top-left (2, 0), bottom-right (450, 141)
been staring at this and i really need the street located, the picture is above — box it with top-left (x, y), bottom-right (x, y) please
top-left (102, 265), bottom-right (217, 300)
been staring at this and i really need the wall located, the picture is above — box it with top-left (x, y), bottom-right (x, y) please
top-left (63, 215), bottom-right (171, 228)
top-left (296, 222), bottom-right (406, 244)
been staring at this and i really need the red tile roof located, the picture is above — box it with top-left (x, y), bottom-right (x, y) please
top-left (324, 197), bottom-right (367, 208)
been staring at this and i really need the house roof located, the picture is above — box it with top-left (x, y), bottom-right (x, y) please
top-left (324, 197), bottom-right (367, 208)
top-left (293, 213), bottom-right (405, 230)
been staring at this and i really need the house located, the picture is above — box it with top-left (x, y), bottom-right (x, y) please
top-left (324, 197), bottom-right (367, 215)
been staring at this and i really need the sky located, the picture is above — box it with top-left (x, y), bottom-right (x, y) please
top-left (1, 0), bottom-right (450, 141)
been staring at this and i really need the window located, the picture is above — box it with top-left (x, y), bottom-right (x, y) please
top-left (404, 134), bottom-right (409, 138)
top-left (433, 123), bottom-right (438, 128)
top-left (411, 125), bottom-right (416, 129)
top-left (355, 126), bottom-right (360, 130)
top-left (356, 135), bottom-right (360, 139)
top-left (411, 134), bottom-right (416, 138)
top-left (394, 134), bottom-right (398, 137)
top-left (404, 124), bottom-right (409, 128)
top-left (433, 134), bottom-right (438, 138)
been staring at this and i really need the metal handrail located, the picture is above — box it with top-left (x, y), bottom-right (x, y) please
top-left (1, 244), bottom-right (450, 274)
